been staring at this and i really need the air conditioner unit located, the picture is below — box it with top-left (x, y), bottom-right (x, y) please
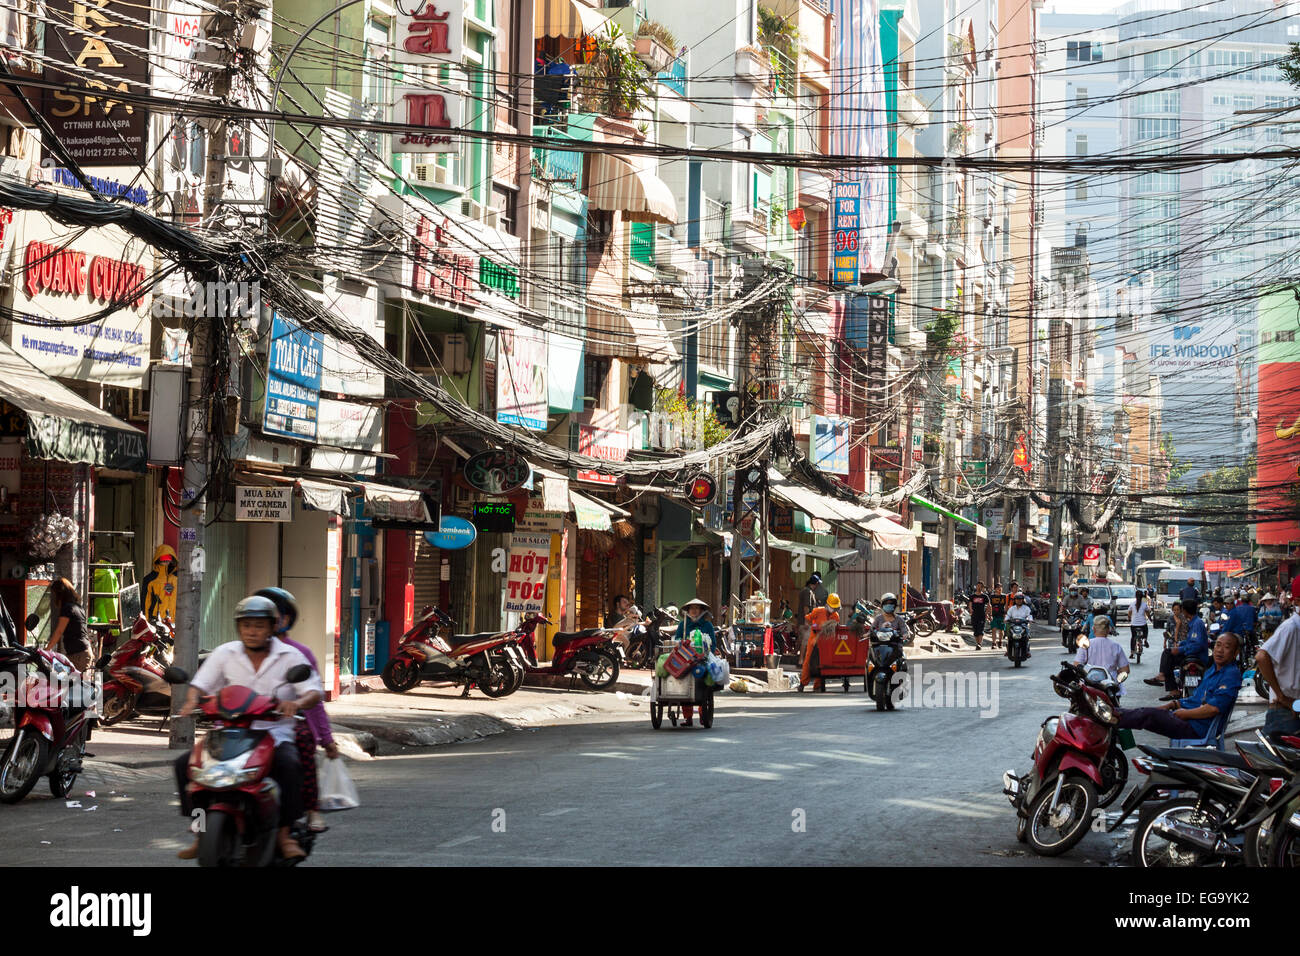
top-left (440, 332), bottom-right (472, 374)
top-left (461, 198), bottom-right (487, 222)
top-left (411, 162), bottom-right (452, 186)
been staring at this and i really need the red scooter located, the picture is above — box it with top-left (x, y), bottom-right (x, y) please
top-left (906, 587), bottom-right (960, 633)
top-left (381, 606), bottom-right (533, 698)
top-left (1002, 661), bottom-right (1129, 856)
top-left (517, 614), bottom-right (621, 690)
top-left (0, 615), bottom-right (98, 803)
top-left (99, 613), bottom-right (175, 726)
top-left (175, 663), bottom-right (318, 867)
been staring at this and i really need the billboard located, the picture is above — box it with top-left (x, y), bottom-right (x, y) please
top-left (831, 182), bottom-right (860, 285)
top-left (496, 327), bottom-right (548, 431)
top-left (1146, 320), bottom-right (1239, 375)
top-left (812, 415), bottom-right (851, 475)
top-left (1255, 288), bottom-right (1300, 547)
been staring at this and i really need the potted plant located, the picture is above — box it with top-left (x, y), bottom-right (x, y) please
top-left (758, 6), bottom-right (800, 94)
top-left (576, 23), bottom-right (654, 120)
top-left (948, 121), bottom-right (973, 154)
top-left (635, 20), bottom-right (677, 74)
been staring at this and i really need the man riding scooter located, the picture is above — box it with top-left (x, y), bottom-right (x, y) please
top-left (173, 595), bottom-right (322, 861)
top-left (1145, 599), bottom-right (1209, 698)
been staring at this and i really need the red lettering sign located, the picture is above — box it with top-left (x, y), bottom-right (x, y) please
top-left (23, 240), bottom-right (144, 307)
top-left (402, 4), bottom-right (452, 55)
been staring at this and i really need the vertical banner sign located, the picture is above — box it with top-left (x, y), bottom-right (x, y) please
top-left (867, 295), bottom-right (889, 382)
top-left (496, 328), bottom-right (548, 431)
top-left (263, 312), bottom-right (324, 440)
top-left (41, 0), bottom-right (150, 164)
top-left (504, 533), bottom-right (550, 614)
top-left (393, 0), bottom-right (464, 155)
top-left (911, 411), bottom-right (924, 462)
top-left (812, 415), bottom-right (851, 475)
top-left (832, 182), bottom-right (861, 285)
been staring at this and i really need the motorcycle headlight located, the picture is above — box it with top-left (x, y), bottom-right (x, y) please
top-left (1087, 693), bottom-right (1118, 725)
top-left (191, 749), bottom-right (259, 787)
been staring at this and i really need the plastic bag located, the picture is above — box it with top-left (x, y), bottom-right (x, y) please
top-left (707, 654), bottom-right (729, 685)
top-left (691, 661), bottom-right (709, 679)
top-left (655, 653), bottom-right (671, 678)
top-left (316, 753), bottom-right (360, 811)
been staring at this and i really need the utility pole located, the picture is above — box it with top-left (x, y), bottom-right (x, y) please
top-left (170, 19), bottom-right (237, 749)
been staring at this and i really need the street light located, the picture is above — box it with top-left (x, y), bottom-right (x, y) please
top-left (846, 277), bottom-right (901, 296)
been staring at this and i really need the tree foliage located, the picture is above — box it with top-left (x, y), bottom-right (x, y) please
top-left (1161, 432), bottom-right (1192, 486)
top-left (1192, 461), bottom-right (1252, 552)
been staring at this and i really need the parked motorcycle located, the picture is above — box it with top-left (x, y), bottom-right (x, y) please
top-left (380, 606), bottom-right (531, 698)
top-left (173, 663), bottom-right (320, 867)
top-left (866, 617), bottom-right (907, 712)
top-left (516, 615), bottom-right (621, 690)
top-left (98, 614), bottom-right (176, 727)
top-left (1007, 619), bottom-right (1031, 667)
top-left (615, 607), bottom-right (677, 669)
top-left (0, 615), bottom-right (97, 804)
top-left (1109, 728), bottom-right (1300, 867)
top-left (1002, 662), bottom-right (1128, 856)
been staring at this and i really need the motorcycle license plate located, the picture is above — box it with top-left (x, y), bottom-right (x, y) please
top-left (1185, 676), bottom-right (1200, 690)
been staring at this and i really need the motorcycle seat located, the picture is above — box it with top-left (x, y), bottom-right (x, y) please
top-left (449, 631), bottom-right (505, 647)
top-left (552, 628), bottom-right (604, 648)
top-left (1146, 746), bottom-right (1252, 770)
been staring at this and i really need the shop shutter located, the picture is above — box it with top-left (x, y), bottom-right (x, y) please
top-left (411, 537), bottom-right (442, 619)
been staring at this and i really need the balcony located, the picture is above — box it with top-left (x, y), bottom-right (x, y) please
top-left (798, 168), bottom-right (832, 208)
top-left (630, 221), bottom-right (656, 268)
top-left (702, 196), bottom-right (726, 246)
top-left (532, 126), bottom-right (583, 187)
top-left (898, 88), bottom-right (929, 128)
top-left (657, 57), bottom-right (687, 97)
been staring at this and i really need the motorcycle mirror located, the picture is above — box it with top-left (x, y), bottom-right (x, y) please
top-left (1118, 670), bottom-right (1129, 683)
top-left (24, 613), bottom-right (38, 631)
top-left (284, 664), bottom-right (313, 684)
top-left (1293, 699), bottom-right (1300, 715)
top-left (163, 665), bottom-right (190, 685)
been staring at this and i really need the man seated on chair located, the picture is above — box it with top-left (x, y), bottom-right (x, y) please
top-left (1117, 633), bottom-right (1242, 742)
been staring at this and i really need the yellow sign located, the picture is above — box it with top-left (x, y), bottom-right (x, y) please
top-left (835, 639), bottom-right (853, 657)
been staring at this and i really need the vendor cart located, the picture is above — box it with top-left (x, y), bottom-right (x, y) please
top-left (812, 625), bottom-right (871, 692)
top-left (650, 642), bottom-right (714, 729)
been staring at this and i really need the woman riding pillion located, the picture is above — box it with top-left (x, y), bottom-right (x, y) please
top-left (255, 587), bottom-right (341, 834)
top-left (174, 595), bottom-right (322, 861)
top-left (673, 598), bottom-right (717, 727)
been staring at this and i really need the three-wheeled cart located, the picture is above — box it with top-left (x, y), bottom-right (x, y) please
top-left (812, 625), bottom-right (871, 692)
top-left (649, 641), bottom-right (714, 728)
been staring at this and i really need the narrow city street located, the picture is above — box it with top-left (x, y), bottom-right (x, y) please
top-left (0, 625), bottom-right (1160, 867)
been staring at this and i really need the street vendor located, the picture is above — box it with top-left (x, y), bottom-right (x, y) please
top-left (799, 593), bottom-right (842, 693)
top-left (673, 598), bottom-right (716, 728)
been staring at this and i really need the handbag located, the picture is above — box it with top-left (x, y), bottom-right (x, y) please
top-left (316, 752), bottom-right (360, 811)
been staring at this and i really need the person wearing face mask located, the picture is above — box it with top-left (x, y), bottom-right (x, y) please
top-left (1005, 591), bottom-right (1034, 660)
top-left (872, 593), bottom-right (909, 641)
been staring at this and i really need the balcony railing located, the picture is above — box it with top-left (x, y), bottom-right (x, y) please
top-left (702, 196), bottom-right (726, 244)
top-left (533, 126), bottom-right (582, 186)
top-left (658, 57), bottom-right (687, 96)
top-left (769, 46), bottom-right (798, 97)
top-left (630, 221), bottom-right (656, 267)
top-left (754, 198), bottom-right (772, 235)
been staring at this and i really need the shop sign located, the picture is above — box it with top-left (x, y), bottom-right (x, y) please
top-left (47, 167), bottom-right (148, 205)
top-left (831, 182), bottom-right (860, 285)
top-left (479, 259), bottom-right (519, 299)
top-left (771, 505), bottom-right (793, 536)
top-left (0, 206), bottom-right (15, 277)
top-left (425, 515), bottom-right (477, 550)
top-left (496, 328), bottom-right (548, 432)
top-left (472, 501), bottom-right (516, 533)
top-left (236, 486), bottom-right (292, 522)
top-left (1203, 559), bottom-right (1241, 572)
top-left (263, 312), bottom-right (324, 441)
top-left (395, 0), bottom-right (464, 63)
top-left (516, 509), bottom-right (564, 534)
top-left (504, 533), bottom-right (550, 614)
top-left (985, 507), bottom-right (1004, 540)
top-left (10, 215), bottom-right (153, 388)
top-left (869, 448), bottom-right (902, 472)
top-left (686, 473), bottom-right (716, 505)
top-left (392, 2), bottom-right (463, 154)
top-left (464, 448), bottom-right (531, 495)
top-left (812, 415), bottom-right (851, 476)
top-left (412, 215), bottom-right (477, 302)
top-left (1083, 544), bottom-right (1102, 567)
top-left (576, 423), bottom-right (628, 485)
top-left (962, 461), bottom-right (987, 488)
top-left (41, 0), bottom-right (150, 165)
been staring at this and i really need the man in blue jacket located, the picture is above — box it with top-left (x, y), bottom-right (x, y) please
top-left (1145, 601), bottom-right (1210, 693)
top-left (1119, 633), bottom-right (1242, 741)
top-left (1224, 592), bottom-right (1256, 641)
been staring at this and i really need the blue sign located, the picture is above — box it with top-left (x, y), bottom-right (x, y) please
top-left (425, 516), bottom-right (477, 550)
top-left (813, 415), bottom-right (851, 476)
top-left (263, 312), bottom-right (323, 441)
top-left (832, 182), bottom-right (861, 286)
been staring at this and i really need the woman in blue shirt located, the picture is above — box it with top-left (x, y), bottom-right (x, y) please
top-left (673, 599), bottom-right (716, 727)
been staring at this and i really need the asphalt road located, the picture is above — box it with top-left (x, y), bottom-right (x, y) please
top-left (1, 624), bottom-right (1160, 866)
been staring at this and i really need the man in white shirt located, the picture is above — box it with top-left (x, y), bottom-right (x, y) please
top-left (1257, 607), bottom-right (1300, 741)
top-left (173, 595), bottom-right (323, 861)
top-left (1075, 616), bottom-right (1131, 694)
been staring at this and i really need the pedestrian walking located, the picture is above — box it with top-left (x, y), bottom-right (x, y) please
top-left (989, 584), bottom-right (1008, 650)
top-left (968, 581), bottom-right (989, 650)
top-left (46, 578), bottom-right (91, 673)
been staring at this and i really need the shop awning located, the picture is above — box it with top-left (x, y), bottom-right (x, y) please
top-left (534, 464), bottom-right (630, 528)
top-left (765, 533), bottom-right (862, 569)
top-left (586, 153), bottom-right (678, 225)
top-left (359, 481), bottom-right (434, 526)
top-left (908, 493), bottom-right (988, 539)
top-left (296, 477), bottom-right (350, 514)
top-left (860, 515), bottom-right (918, 552)
top-left (0, 340), bottom-right (145, 472)
top-left (767, 467), bottom-right (918, 551)
top-left (535, 0), bottom-right (624, 41)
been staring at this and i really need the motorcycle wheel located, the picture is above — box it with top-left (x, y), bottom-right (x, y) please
top-left (698, 694), bottom-right (714, 729)
top-left (1132, 797), bottom-right (1228, 868)
top-left (198, 809), bottom-right (241, 868)
top-left (913, 618), bottom-right (935, 637)
top-left (578, 651), bottom-right (620, 691)
top-left (506, 661), bottom-right (526, 694)
top-left (1097, 745), bottom-right (1129, 809)
top-left (1016, 814), bottom-right (1029, 844)
top-left (1025, 775), bottom-right (1097, 857)
top-left (380, 657), bottom-right (421, 693)
top-left (1254, 671), bottom-right (1268, 700)
top-left (1270, 817), bottom-right (1300, 868)
top-left (477, 655), bottom-right (518, 699)
top-left (99, 692), bottom-right (136, 726)
top-left (0, 729), bottom-right (46, 804)
top-left (48, 747), bottom-right (80, 798)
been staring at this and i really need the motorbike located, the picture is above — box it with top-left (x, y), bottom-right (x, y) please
top-left (907, 588), bottom-right (961, 633)
top-left (0, 615), bottom-right (97, 804)
top-left (1007, 618), bottom-right (1032, 667)
top-left (616, 607), bottom-right (677, 669)
top-left (173, 663), bottom-right (320, 867)
top-left (1108, 728), bottom-right (1300, 867)
top-left (866, 618), bottom-right (907, 712)
top-left (1060, 609), bottom-right (1084, 652)
top-left (1002, 662), bottom-right (1129, 856)
top-left (98, 613), bottom-right (176, 727)
top-left (1163, 622), bottom-right (1207, 696)
top-left (380, 606), bottom-right (531, 698)
top-left (516, 614), bottom-right (621, 690)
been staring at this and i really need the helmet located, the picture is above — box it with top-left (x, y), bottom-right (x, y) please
top-left (880, 592), bottom-right (898, 607)
top-left (1013, 592), bottom-right (1025, 601)
top-left (1091, 600), bottom-right (1107, 612)
top-left (1068, 586), bottom-right (1077, 594)
top-left (826, 593), bottom-right (842, 610)
top-left (234, 595), bottom-right (279, 623)
top-left (254, 587), bottom-right (299, 633)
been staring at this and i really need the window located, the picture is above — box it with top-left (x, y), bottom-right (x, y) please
top-left (1266, 125), bottom-right (1284, 144)
top-left (1212, 93), bottom-right (1231, 107)
top-left (1136, 117), bottom-right (1179, 140)
top-left (1206, 49), bottom-right (1253, 71)
top-left (1075, 179), bottom-right (1087, 200)
top-left (1143, 48), bottom-right (1181, 77)
top-left (1067, 41), bottom-right (1102, 62)
top-left (1135, 172), bottom-right (1177, 192)
top-left (1075, 223), bottom-right (1088, 247)
top-left (1233, 94), bottom-right (1254, 110)
top-left (1277, 330), bottom-right (1297, 343)
top-left (1074, 134), bottom-right (1088, 156)
top-left (1134, 91), bottom-right (1179, 113)
top-left (1075, 87), bottom-right (1088, 108)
